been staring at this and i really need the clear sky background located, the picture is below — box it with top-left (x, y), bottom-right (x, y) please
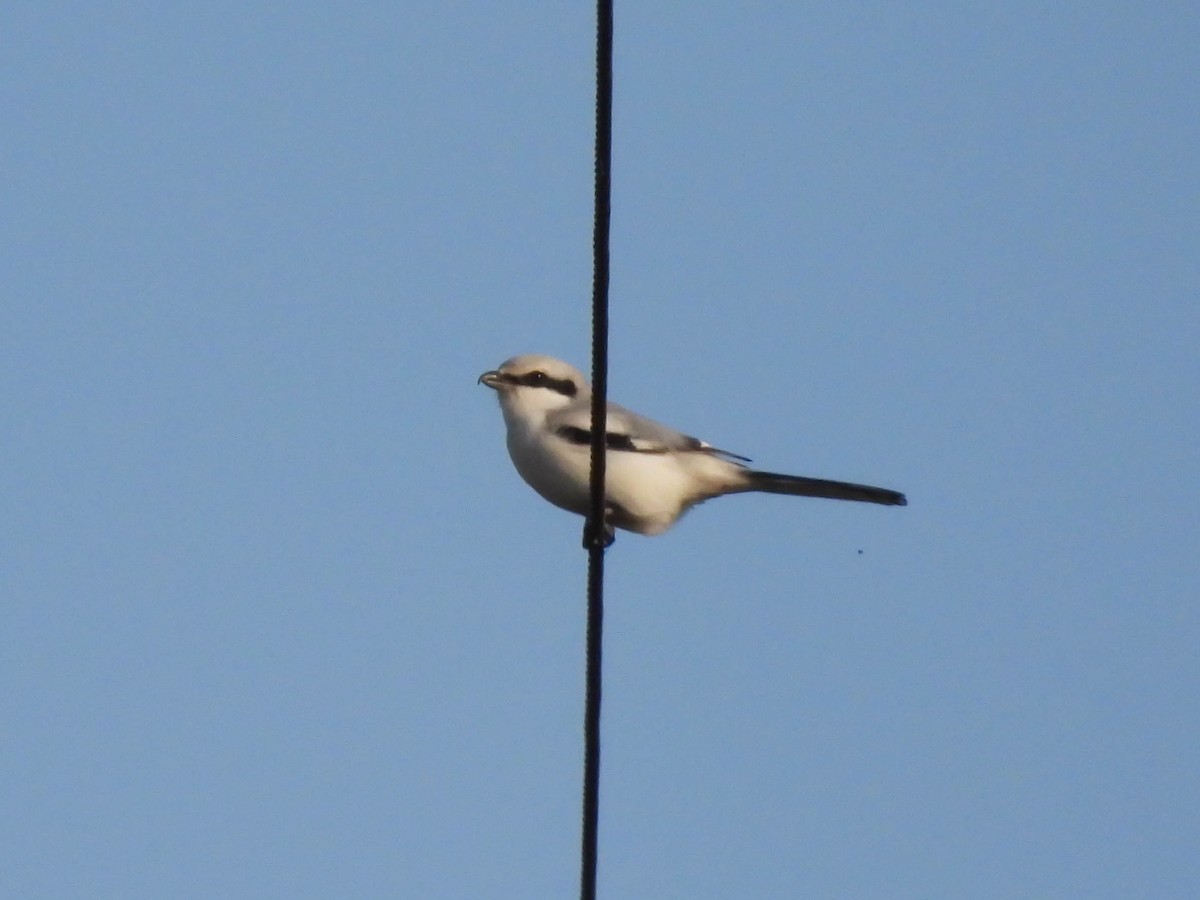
top-left (4, 4), bottom-right (1198, 898)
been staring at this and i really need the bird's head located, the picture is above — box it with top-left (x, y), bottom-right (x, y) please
top-left (478, 355), bottom-right (589, 422)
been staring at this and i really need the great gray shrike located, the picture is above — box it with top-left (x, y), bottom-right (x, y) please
top-left (479, 354), bottom-right (906, 542)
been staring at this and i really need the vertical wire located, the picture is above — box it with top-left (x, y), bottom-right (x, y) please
top-left (581, 1), bottom-right (613, 897)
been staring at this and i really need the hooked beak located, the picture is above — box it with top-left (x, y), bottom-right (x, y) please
top-left (478, 370), bottom-right (506, 390)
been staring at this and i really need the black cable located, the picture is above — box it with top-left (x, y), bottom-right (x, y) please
top-left (581, 1), bottom-right (613, 898)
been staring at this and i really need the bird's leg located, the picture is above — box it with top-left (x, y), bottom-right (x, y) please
top-left (582, 516), bottom-right (615, 550)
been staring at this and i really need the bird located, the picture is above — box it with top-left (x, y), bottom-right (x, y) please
top-left (478, 354), bottom-right (906, 544)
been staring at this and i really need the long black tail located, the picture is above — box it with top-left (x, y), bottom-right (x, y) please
top-left (746, 470), bottom-right (907, 507)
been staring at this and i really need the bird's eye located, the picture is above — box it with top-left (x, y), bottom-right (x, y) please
top-left (527, 371), bottom-right (546, 385)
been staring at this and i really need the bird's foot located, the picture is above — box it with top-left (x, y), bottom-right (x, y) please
top-left (582, 518), bottom-right (615, 550)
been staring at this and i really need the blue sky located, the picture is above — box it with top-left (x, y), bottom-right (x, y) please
top-left (4, 4), bottom-right (1198, 897)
